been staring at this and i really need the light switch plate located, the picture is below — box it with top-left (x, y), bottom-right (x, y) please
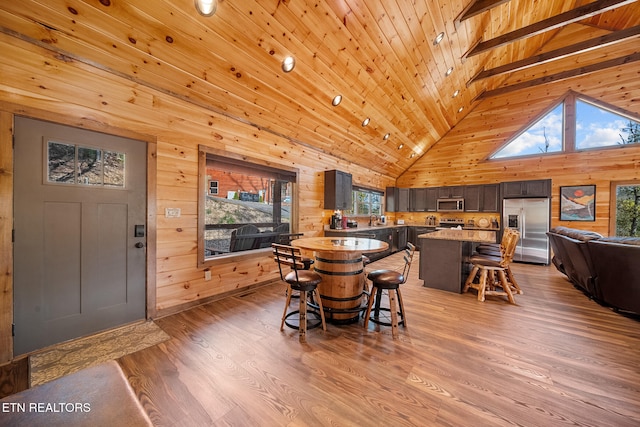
top-left (165, 208), bottom-right (181, 218)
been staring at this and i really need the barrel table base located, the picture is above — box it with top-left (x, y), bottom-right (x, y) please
top-left (313, 251), bottom-right (366, 324)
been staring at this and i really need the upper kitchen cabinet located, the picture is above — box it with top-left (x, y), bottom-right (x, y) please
top-left (465, 184), bottom-right (500, 212)
top-left (482, 184), bottom-right (500, 212)
top-left (464, 186), bottom-right (482, 212)
top-left (426, 188), bottom-right (438, 212)
top-left (324, 170), bottom-right (353, 210)
top-left (410, 188), bottom-right (427, 212)
top-left (501, 179), bottom-right (551, 198)
top-left (385, 187), bottom-right (409, 212)
top-left (438, 186), bottom-right (464, 199)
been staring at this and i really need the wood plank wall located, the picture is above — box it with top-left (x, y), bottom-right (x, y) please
top-left (1, 19), bottom-right (639, 361)
top-left (0, 33), bottom-right (394, 361)
top-left (397, 47), bottom-right (640, 235)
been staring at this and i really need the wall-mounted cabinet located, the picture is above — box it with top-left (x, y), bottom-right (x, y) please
top-left (386, 187), bottom-right (409, 212)
top-left (324, 170), bottom-right (352, 210)
top-left (426, 188), bottom-right (438, 212)
top-left (464, 185), bottom-right (482, 212)
top-left (482, 184), bottom-right (500, 212)
top-left (410, 188), bottom-right (427, 212)
top-left (463, 184), bottom-right (499, 212)
top-left (387, 181), bottom-right (539, 213)
top-left (502, 179), bottom-right (551, 198)
top-left (437, 186), bottom-right (464, 199)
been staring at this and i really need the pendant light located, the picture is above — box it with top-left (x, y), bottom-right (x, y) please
top-left (195, 0), bottom-right (217, 16)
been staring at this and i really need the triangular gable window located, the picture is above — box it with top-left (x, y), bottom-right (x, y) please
top-left (576, 99), bottom-right (640, 149)
top-left (491, 102), bottom-right (564, 159)
top-left (490, 92), bottom-right (640, 160)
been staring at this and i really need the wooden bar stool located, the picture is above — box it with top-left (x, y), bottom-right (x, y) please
top-left (272, 243), bottom-right (326, 343)
top-left (364, 243), bottom-right (415, 338)
top-left (463, 230), bottom-right (521, 303)
top-left (474, 228), bottom-right (522, 295)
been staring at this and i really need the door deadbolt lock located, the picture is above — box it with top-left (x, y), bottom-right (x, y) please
top-left (134, 224), bottom-right (145, 237)
top-left (135, 242), bottom-right (145, 248)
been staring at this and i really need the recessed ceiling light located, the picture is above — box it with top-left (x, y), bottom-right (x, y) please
top-left (282, 56), bottom-right (295, 73)
top-left (332, 95), bottom-right (342, 106)
top-left (195, 0), bottom-right (217, 16)
top-left (362, 117), bottom-right (370, 126)
top-left (445, 67), bottom-right (453, 77)
top-left (433, 32), bottom-right (445, 45)
top-left (410, 153), bottom-right (416, 158)
top-left (383, 133), bottom-right (390, 140)
top-left (458, 106), bottom-right (464, 113)
top-left (453, 90), bottom-right (460, 98)
top-left (397, 144), bottom-right (404, 150)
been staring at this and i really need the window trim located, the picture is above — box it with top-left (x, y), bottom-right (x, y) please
top-left (197, 145), bottom-right (299, 268)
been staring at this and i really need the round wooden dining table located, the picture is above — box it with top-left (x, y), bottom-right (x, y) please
top-left (291, 237), bottom-right (389, 323)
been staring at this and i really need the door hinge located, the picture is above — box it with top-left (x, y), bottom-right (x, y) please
top-left (12, 323), bottom-right (15, 337)
top-left (12, 229), bottom-right (15, 243)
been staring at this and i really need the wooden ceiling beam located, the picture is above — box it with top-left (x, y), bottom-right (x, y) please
top-left (455, 0), bottom-right (512, 27)
top-left (464, 0), bottom-right (638, 58)
top-left (468, 25), bottom-right (640, 85)
top-left (475, 51), bottom-right (640, 100)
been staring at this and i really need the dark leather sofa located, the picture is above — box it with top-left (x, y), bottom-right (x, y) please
top-left (588, 237), bottom-right (640, 316)
top-left (547, 226), bottom-right (640, 316)
top-left (547, 226), bottom-right (603, 298)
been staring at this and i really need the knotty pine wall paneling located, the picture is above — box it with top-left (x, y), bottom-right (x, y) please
top-left (0, 34), bottom-right (394, 354)
top-left (398, 58), bottom-right (640, 236)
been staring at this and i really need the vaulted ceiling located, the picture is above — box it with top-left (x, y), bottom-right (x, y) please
top-left (1, 0), bottom-right (639, 178)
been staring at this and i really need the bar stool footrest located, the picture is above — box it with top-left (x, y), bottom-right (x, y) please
top-left (368, 307), bottom-right (405, 327)
top-left (283, 310), bottom-right (324, 330)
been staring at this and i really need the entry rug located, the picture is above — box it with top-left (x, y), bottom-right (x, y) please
top-left (29, 320), bottom-right (170, 387)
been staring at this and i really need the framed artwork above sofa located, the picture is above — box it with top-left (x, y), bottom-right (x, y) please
top-left (560, 185), bottom-right (596, 221)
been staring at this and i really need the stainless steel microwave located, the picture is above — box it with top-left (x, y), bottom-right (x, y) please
top-left (437, 198), bottom-right (464, 212)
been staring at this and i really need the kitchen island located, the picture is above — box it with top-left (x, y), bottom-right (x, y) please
top-left (418, 229), bottom-right (497, 293)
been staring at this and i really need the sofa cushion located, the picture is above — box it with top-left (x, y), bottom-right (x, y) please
top-left (549, 226), bottom-right (602, 241)
top-left (597, 236), bottom-right (640, 246)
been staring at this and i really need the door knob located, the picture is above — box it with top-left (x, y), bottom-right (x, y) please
top-left (135, 242), bottom-right (145, 248)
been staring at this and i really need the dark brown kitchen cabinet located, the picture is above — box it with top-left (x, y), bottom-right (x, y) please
top-left (397, 188), bottom-right (409, 211)
top-left (438, 186), bottom-right (464, 199)
top-left (426, 188), bottom-right (438, 211)
top-left (385, 187), bottom-right (409, 212)
top-left (501, 179), bottom-right (551, 198)
top-left (408, 226), bottom-right (436, 250)
top-left (324, 170), bottom-right (352, 210)
top-left (410, 188), bottom-right (427, 211)
top-left (392, 227), bottom-right (408, 252)
top-left (464, 185), bottom-right (482, 212)
top-left (481, 184), bottom-right (500, 212)
top-left (465, 184), bottom-right (499, 212)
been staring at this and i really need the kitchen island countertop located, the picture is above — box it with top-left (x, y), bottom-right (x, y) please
top-left (418, 228), bottom-right (496, 243)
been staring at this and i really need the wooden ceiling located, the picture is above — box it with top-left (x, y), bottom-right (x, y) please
top-left (1, 0), bottom-right (639, 178)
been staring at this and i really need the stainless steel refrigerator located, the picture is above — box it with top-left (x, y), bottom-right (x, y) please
top-left (502, 198), bottom-right (550, 264)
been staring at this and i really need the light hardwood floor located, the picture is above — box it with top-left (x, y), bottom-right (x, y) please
top-left (118, 252), bottom-right (640, 426)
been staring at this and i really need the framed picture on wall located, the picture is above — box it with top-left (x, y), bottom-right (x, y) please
top-left (560, 185), bottom-right (596, 221)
